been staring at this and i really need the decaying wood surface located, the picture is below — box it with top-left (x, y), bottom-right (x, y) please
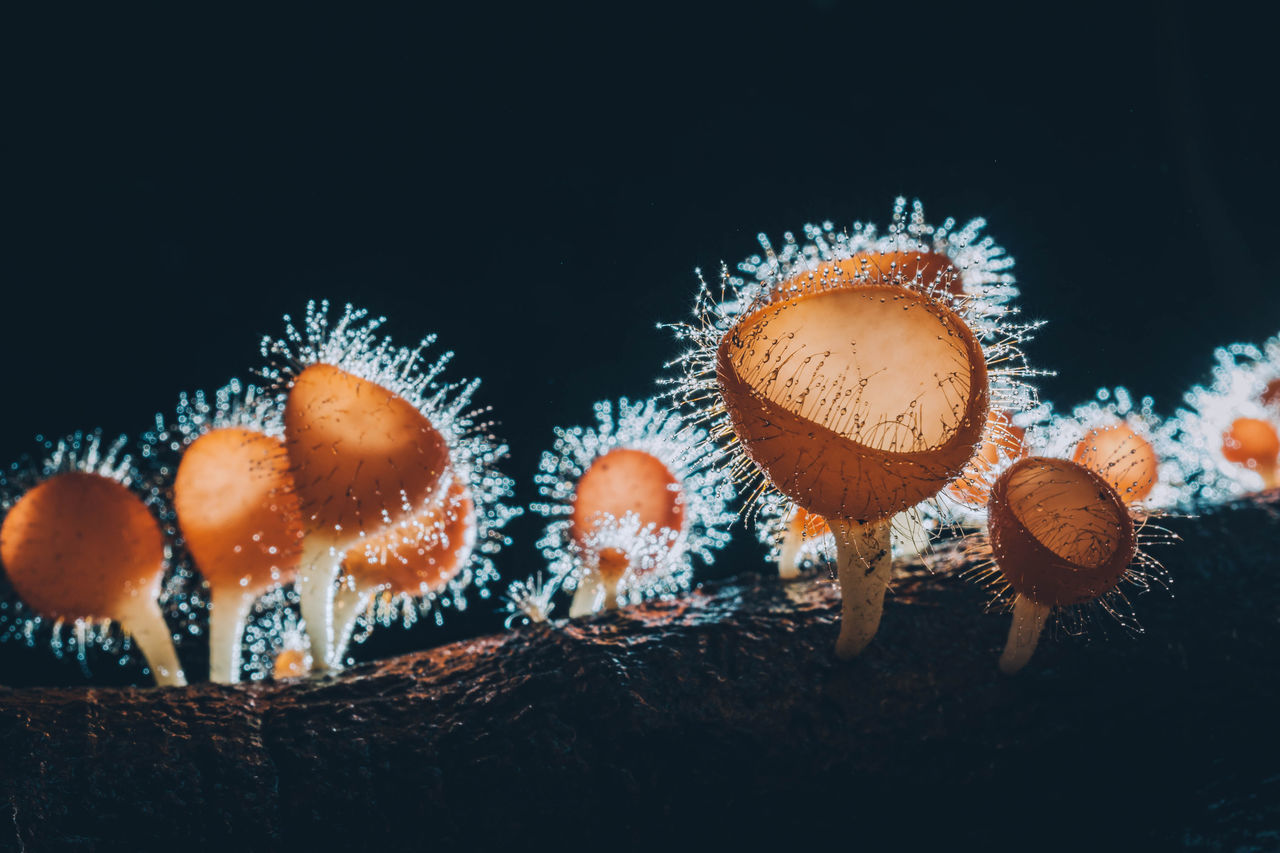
top-left (2, 493), bottom-right (1279, 852)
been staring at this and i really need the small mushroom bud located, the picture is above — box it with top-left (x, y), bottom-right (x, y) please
top-left (986, 457), bottom-right (1137, 674)
top-left (0, 435), bottom-right (184, 686)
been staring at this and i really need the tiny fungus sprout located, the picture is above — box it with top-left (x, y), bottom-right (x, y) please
top-left (520, 397), bottom-right (734, 620)
top-left (667, 206), bottom-right (1044, 659)
top-left (146, 380), bottom-right (304, 683)
top-left (240, 590), bottom-right (312, 681)
top-left (980, 456), bottom-right (1172, 674)
top-left (0, 432), bottom-right (185, 685)
top-left (261, 301), bottom-right (517, 670)
top-left (1043, 388), bottom-right (1192, 510)
top-left (1169, 337), bottom-right (1280, 501)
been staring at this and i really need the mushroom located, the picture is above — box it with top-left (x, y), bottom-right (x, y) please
top-left (0, 433), bottom-right (185, 685)
top-left (714, 268), bottom-right (989, 658)
top-left (153, 380), bottom-right (304, 683)
top-left (261, 302), bottom-right (517, 670)
top-left (985, 456), bottom-right (1138, 674)
top-left (522, 397), bottom-right (734, 620)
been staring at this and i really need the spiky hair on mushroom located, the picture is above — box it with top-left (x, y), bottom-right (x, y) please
top-left (664, 215), bottom-right (1044, 658)
top-left (1036, 387), bottom-right (1195, 512)
top-left (518, 397), bottom-right (735, 620)
top-left (729, 197), bottom-right (1019, 336)
top-left (240, 587), bottom-right (312, 681)
top-left (0, 430), bottom-right (188, 686)
top-left (1166, 337), bottom-right (1280, 502)
top-left (959, 455), bottom-right (1176, 674)
top-left (259, 300), bottom-right (519, 672)
top-left (141, 378), bottom-right (304, 684)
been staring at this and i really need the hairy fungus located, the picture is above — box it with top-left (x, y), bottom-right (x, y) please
top-left (716, 273), bottom-right (989, 658)
top-left (0, 435), bottom-right (184, 685)
top-left (986, 457), bottom-right (1137, 674)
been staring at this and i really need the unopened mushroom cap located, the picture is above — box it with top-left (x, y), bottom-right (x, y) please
top-left (0, 471), bottom-right (167, 622)
top-left (341, 477), bottom-right (476, 595)
top-left (987, 456), bottom-right (1136, 607)
top-left (570, 448), bottom-right (685, 545)
top-left (1221, 417), bottom-right (1280, 469)
top-left (717, 281), bottom-right (988, 522)
top-left (788, 505), bottom-right (831, 541)
top-left (174, 427), bottom-right (304, 597)
top-left (1071, 421), bottom-right (1159, 504)
top-left (284, 363), bottom-right (452, 545)
top-left (947, 409), bottom-right (1027, 505)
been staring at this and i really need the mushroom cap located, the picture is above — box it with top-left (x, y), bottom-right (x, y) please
top-left (787, 505), bottom-right (831, 541)
top-left (716, 280), bottom-right (988, 522)
top-left (1221, 417), bottom-right (1280, 470)
top-left (0, 471), bottom-right (167, 622)
top-left (1071, 421), bottom-right (1159, 504)
top-left (341, 476), bottom-right (476, 595)
top-left (947, 409), bottom-right (1027, 505)
top-left (570, 448), bottom-right (685, 546)
top-left (847, 250), bottom-right (964, 296)
top-left (174, 427), bottom-right (304, 598)
top-left (284, 363), bottom-right (452, 547)
top-left (987, 456), bottom-right (1136, 608)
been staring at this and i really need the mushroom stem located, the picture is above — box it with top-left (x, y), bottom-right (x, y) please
top-left (1260, 464), bottom-right (1279, 490)
top-left (829, 516), bottom-right (894, 660)
top-left (207, 588), bottom-right (255, 684)
top-left (121, 600), bottom-right (186, 687)
top-left (568, 573), bottom-right (620, 617)
top-left (998, 594), bottom-right (1052, 675)
top-left (296, 538), bottom-right (343, 672)
top-left (329, 581), bottom-right (379, 669)
top-left (777, 521), bottom-right (803, 580)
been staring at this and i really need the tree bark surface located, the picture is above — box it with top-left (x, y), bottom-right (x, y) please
top-left (2, 495), bottom-right (1279, 852)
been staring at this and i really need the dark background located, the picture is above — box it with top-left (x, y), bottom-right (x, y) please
top-left (3, 3), bottom-right (1277, 683)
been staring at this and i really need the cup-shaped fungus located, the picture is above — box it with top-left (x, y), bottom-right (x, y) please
top-left (516, 397), bottom-right (733, 622)
top-left (261, 301), bottom-right (517, 670)
top-left (145, 380), bottom-right (305, 683)
top-left (714, 272), bottom-right (989, 657)
top-left (1169, 338), bottom-right (1280, 502)
top-left (985, 456), bottom-right (1140, 674)
top-left (0, 433), bottom-right (185, 685)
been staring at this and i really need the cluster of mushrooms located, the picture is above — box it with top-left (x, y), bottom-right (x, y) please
top-left (3, 198), bottom-right (1278, 686)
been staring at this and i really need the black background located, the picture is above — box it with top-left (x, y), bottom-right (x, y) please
top-left (3, 2), bottom-right (1278, 683)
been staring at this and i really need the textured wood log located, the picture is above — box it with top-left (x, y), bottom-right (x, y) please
top-left (2, 494), bottom-right (1280, 852)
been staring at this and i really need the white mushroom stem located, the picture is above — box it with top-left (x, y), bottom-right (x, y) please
top-left (828, 516), bottom-right (894, 660)
top-left (998, 594), bottom-right (1052, 675)
top-left (296, 536), bottom-right (344, 673)
top-left (1259, 463), bottom-right (1279, 490)
top-left (777, 520), bottom-right (803, 580)
top-left (568, 572), bottom-right (620, 617)
top-left (329, 580), bottom-right (380, 669)
top-left (207, 588), bottom-right (256, 684)
top-left (120, 598), bottom-right (186, 687)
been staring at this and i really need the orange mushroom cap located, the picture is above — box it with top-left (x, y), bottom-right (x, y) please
top-left (1261, 378), bottom-right (1280, 408)
top-left (284, 363), bottom-right (452, 545)
top-left (787, 505), bottom-right (831, 542)
top-left (569, 448), bottom-right (685, 547)
top-left (987, 457), bottom-right (1136, 608)
top-left (1071, 421), bottom-right (1159, 504)
top-left (0, 472), bottom-right (167, 622)
top-left (174, 427), bottom-right (304, 598)
top-left (846, 250), bottom-right (964, 296)
top-left (341, 477), bottom-right (476, 595)
top-left (273, 648), bottom-right (308, 679)
top-left (1221, 417), bottom-right (1280, 470)
top-left (717, 279), bottom-right (989, 522)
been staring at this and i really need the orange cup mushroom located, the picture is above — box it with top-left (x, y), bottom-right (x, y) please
top-left (1071, 421), bottom-right (1160, 504)
top-left (776, 505), bottom-right (831, 580)
top-left (717, 274), bottom-right (989, 658)
top-left (329, 477), bottom-right (476, 662)
top-left (284, 363), bottom-right (452, 670)
top-left (986, 457), bottom-right (1136, 674)
top-left (173, 427), bottom-right (304, 683)
top-left (1221, 417), bottom-right (1280, 489)
top-left (567, 448), bottom-right (685, 615)
top-left (0, 472), bottom-right (185, 685)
